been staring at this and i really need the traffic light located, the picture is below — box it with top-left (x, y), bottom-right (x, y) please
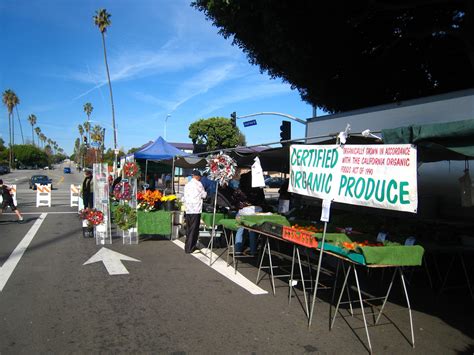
top-left (230, 111), bottom-right (237, 127)
top-left (280, 120), bottom-right (291, 143)
top-left (83, 136), bottom-right (88, 145)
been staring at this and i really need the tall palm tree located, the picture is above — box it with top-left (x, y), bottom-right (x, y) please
top-left (83, 121), bottom-right (90, 145)
top-left (34, 127), bottom-right (41, 147)
top-left (83, 102), bottom-right (93, 143)
top-left (2, 89), bottom-right (20, 169)
top-left (28, 114), bottom-right (37, 146)
top-left (40, 133), bottom-right (46, 148)
top-left (93, 9), bottom-right (117, 157)
top-left (78, 124), bottom-right (84, 141)
top-left (15, 106), bottom-right (24, 144)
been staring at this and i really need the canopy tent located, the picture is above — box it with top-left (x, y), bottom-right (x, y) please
top-left (130, 136), bottom-right (190, 191)
top-left (382, 119), bottom-right (474, 162)
top-left (133, 136), bottom-right (189, 160)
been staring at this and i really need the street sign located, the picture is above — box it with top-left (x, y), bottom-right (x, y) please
top-left (91, 141), bottom-right (101, 148)
top-left (243, 119), bottom-right (257, 127)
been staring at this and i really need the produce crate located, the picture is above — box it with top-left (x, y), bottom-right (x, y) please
top-left (253, 222), bottom-right (284, 238)
top-left (282, 226), bottom-right (318, 249)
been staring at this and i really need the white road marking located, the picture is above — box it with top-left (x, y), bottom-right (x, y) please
top-left (2, 212), bottom-right (77, 215)
top-left (0, 213), bottom-right (47, 292)
top-left (172, 240), bottom-right (268, 295)
top-left (83, 247), bottom-right (140, 275)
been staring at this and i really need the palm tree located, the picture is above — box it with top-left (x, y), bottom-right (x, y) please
top-left (15, 106), bottom-right (24, 144)
top-left (83, 121), bottom-right (90, 146)
top-left (34, 127), bottom-right (41, 147)
top-left (83, 102), bottom-right (93, 143)
top-left (2, 89), bottom-right (20, 169)
top-left (40, 133), bottom-right (46, 148)
top-left (78, 124), bottom-right (84, 141)
top-left (28, 114), bottom-right (37, 146)
top-left (93, 9), bottom-right (117, 158)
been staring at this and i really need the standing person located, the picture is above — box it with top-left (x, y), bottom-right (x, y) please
top-left (183, 170), bottom-right (207, 254)
top-left (82, 170), bottom-right (94, 209)
top-left (0, 179), bottom-right (23, 222)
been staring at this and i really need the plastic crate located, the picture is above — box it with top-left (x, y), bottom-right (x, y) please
top-left (282, 226), bottom-right (318, 248)
top-left (253, 222), bottom-right (283, 237)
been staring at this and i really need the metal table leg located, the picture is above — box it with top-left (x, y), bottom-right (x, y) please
top-left (330, 264), bottom-right (352, 330)
top-left (289, 245), bottom-right (296, 304)
top-left (353, 266), bottom-right (373, 353)
top-left (399, 267), bottom-right (415, 348)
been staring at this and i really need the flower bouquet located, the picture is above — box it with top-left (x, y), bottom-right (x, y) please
top-left (113, 181), bottom-right (132, 201)
top-left (123, 162), bottom-right (140, 178)
top-left (79, 208), bottom-right (104, 237)
top-left (113, 203), bottom-right (137, 231)
top-left (205, 152), bottom-right (236, 186)
top-left (137, 190), bottom-right (162, 212)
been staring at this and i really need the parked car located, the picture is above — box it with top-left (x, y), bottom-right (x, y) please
top-left (63, 167), bottom-right (71, 174)
top-left (265, 177), bottom-right (285, 188)
top-left (29, 175), bottom-right (53, 190)
top-left (0, 165), bottom-right (10, 174)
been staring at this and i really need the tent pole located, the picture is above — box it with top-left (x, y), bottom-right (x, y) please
top-left (209, 183), bottom-right (219, 266)
top-left (145, 160), bottom-right (149, 191)
top-left (171, 156), bottom-right (175, 195)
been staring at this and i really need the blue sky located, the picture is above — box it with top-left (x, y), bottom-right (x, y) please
top-left (0, 0), bottom-right (320, 155)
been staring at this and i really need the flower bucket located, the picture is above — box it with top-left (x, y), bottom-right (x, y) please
top-left (82, 227), bottom-right (94, 238)
top-left (123, 227), bottom-right (139, 245)
top-left (95, 224), bottom-right (111, 245)
top-left (163, 200), bottom-right (175, 211)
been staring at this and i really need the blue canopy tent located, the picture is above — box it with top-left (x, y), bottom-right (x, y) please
top-left (132, 136), bottom-right (190, 191)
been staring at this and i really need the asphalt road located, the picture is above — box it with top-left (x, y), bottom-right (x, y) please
top-left (0, 164), bottom-right (472, 353)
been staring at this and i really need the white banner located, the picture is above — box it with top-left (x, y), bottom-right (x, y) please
top-left (288, 144), bottom-right (418, 213)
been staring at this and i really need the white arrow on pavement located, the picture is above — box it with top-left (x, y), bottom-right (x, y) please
top-left (83, 247), bottom-right (140, 275)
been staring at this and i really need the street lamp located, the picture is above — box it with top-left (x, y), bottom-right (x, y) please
top-left (164, 114), bottom-right (171, 140)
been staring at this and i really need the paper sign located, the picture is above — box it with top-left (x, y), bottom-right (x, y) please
top-left (320, 199), bottom-right (331, 222)
top-left (376, 232), bottom-right (387, 242)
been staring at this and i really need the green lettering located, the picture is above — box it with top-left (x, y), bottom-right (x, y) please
top-left (345, 177), bottom-right (356, 197)
top-left (324, 149), bottom-right (331, 168)
top-left (354, 177), bottom-right (366, 199)
top-left (387, 179), bottom-right (398, 204)
top-left (364, 178), bottom-right (375, 200)
top-left (375, 180), bottom-right (385, 202)
top-left (294, 171), bottom-right (302, 188)
top-left (339, 175), bottom-right (348, 195)
top-left (307, 172), bottom-right (314, 191)
top-left (330, 148), bottom-right (339, 168)
top-left (301, 149), bottom-right (309, 167)
top-left (325, 173), bottom-right (333, 194)
top-left (290, 149), bottom-right (298, 166)
top-left (400, 181), bottom-right (410, 204)
top-left (301, 172), bottom-right (307, 189)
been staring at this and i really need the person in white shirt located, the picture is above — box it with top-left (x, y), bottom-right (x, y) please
top-left (183, 170), bottom-right (207, 253)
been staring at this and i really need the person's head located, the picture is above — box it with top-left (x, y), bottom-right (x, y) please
top-left (84, 169), bottom-right (92, 177)
top-left (192, 170), bottom-right (202, 181)
top-left (0, 179), bottom-right (3, 186)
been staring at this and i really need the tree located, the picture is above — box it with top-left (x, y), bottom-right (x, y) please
top-left (83, 102), bottom-right (93, 143)
top-left (2, 89), bottom-right (19, 168)
top-left (193, 1), bottom-right (474, 112)
top-left (11, 144), bottom-right (49, 168)
top-left (189, 117), bottom-right (246, 151)
top-left (83, 121), bottom-right (90, 143)
top-left (27, 114), bottom-right (37, 146)
top-left (93, 9), bottom-right (118, 156)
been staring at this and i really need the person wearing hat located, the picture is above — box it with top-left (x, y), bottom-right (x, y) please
top-left (81, 169), bottom-right (94, 208)
top-left (0, 179), bottom-right (23, 222)
top-left (183, 170), bottom-right (207, 253)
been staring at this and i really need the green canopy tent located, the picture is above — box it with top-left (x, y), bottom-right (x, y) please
top-left (382, 119), bottom-right (474, 162)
